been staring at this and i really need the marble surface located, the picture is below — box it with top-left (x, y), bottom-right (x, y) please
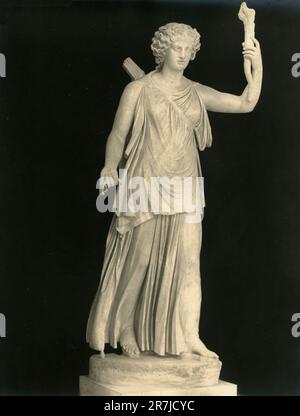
top-left (79, 375), bottom-right (237, 396)
top-left (88, 353), bottom-right (221, 388)
top-left (79, 352), bottom-right (237, 396)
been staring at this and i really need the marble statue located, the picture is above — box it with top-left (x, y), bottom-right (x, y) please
top-left (81, 2), bottom-right (262, 396)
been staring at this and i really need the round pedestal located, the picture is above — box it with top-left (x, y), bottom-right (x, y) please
top-left (88, 352), bottom-right (222, 388)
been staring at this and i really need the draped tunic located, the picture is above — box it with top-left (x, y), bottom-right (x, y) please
top-left (86, 70), bottom-right (213, 353)
top-left (115, 70), bottom-right (213, 234)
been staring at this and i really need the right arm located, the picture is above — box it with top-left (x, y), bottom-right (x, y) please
top-left (99, 80), bottom-right (143, 193)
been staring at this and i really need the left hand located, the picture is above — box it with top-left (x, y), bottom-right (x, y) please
top-left (242, 37), bottom-right (262, 71)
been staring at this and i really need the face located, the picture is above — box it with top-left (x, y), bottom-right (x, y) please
top-left (163, 35), bottom-right (193, 72)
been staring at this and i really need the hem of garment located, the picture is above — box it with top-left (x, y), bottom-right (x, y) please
top-left (88, 341), bottom-right (187, 357)
top-left (116, 210), bottom-right (204, 234)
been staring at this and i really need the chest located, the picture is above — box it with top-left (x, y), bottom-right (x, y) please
top-left (146, 85), bottom-right (201, 128)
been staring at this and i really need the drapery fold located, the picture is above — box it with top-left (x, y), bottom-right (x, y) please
top-left (115, 70), bottom-right (212, 234)
top-left (86, 71), bottom-right (212, 354)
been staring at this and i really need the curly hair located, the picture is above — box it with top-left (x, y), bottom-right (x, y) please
top-left (151, 22), bottom-right (201, 69)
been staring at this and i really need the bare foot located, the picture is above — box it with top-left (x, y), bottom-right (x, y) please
top-left (120, 326), bottom-right (140, 358)
top-left (185, 338), bottom-right (219, 359)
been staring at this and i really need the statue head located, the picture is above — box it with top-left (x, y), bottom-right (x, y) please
top-left (151, 22), bottom-right (201, 71)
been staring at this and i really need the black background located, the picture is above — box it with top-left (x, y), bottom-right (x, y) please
top-left (0, 0), bottom-right (300, 396)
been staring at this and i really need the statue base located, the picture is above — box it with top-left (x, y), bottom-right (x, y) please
top-left (79, 353), bottom-right (237, 396)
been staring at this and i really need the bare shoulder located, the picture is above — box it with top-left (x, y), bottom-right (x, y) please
top-left (192, 81), bottom-right (224, 109)
top-left (193, 81), bottom-right (217, 99)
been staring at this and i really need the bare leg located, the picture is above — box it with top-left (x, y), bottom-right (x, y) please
top-left (179, 214), bottom-right (218, 359)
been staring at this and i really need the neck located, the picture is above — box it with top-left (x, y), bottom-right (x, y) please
top-left (158, 65), bottom-right (183, 86)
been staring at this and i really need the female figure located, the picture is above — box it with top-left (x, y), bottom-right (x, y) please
top-left (86, 23), bottom-right (262, 359)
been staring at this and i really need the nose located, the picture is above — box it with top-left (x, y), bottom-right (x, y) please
top-left (179, 51), bottom-right (186, 60)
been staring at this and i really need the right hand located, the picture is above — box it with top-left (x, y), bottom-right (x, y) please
top-left (98, 165), bottom-right (119, 195)
top-left (242, 37), bottom-right (262, 71)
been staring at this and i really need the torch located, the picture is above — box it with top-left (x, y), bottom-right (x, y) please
top-left (238, 2), bottom-right (256, 103)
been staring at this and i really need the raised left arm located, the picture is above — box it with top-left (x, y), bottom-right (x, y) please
top-left (197, 37), bottom-right (263, 113)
